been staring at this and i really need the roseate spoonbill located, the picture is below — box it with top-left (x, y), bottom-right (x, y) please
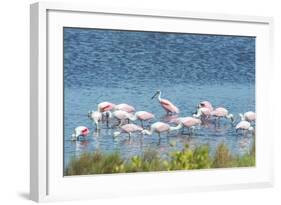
top-left (97, 101), bottom-right (115, 125)
top-left (129, 111), bottom-right (154, 127)
top-left (172, 117), bottom-right (201, 134)
top-left (193, 107), bottom-right (212, 118)
top-left (195, 107), bottom-right (234, 122)
top-left (71, 126), bottom-right (90, 141)
top-left (211, 107), bottom-right (234, 122)
top-left (151, 90), bottom-right (179, 114)
top-left (198, 101), bottom-right (214, 111)
top-left (239, 111), bottom-right (256, 123)
top-left (142, 122), bottom-right (182, 138)
top-left (88, 111), bottom-right (102, 130)
top-left (235, 120), bottom-right (254, 133)
top-left (115, 103), bottom-right (135, 113)
top-left (111, 110), bottom-right (132, 126)
top-left (113, 123), bottom-right (143, 139)
top-left (97, 101), bottom-right (115, 112)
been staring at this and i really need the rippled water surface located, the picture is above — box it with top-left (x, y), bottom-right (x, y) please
top-left (63, 28), bottom-right (255, 171)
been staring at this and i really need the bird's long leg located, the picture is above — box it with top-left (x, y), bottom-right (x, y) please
top-left (216, 117), bottom-right (221, 128)
top-left (191, 126), bottom-right (196, 135)
top-left (140, 132), bottom-right (143, 147)
top-left (157, 133), bottom-right (161, 145)
top-left (188, 127), bottom-right (193, 137)
top-left (141, 120), bottom-right (144, 128)
top-left (106, 112), bottom-right (109, 128)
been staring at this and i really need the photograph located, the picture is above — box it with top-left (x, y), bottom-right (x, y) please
top-left (63, 27), bottom-right (256, 176)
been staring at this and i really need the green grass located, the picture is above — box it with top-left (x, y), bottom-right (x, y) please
top-left (65, 141), bottom-right (255, 176)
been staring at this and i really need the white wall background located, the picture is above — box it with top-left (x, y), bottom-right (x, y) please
top-left (0, 0), bottom-right (280, 204)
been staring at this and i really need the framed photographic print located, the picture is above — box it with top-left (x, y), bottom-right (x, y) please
top-left (30, 2), bottom-right (274, 202)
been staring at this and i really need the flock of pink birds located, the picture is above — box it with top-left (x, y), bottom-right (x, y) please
top-left (71, 90), bottom-right (256, 141)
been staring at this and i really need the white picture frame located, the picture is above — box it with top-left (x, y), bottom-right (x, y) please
top-left (30, 2), bottom-right (274, 202)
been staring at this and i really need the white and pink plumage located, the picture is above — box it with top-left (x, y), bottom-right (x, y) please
top-left (235, 120), bottom-right (254, 132)
top-left (113, 123), bottom-right (143, 138)
top-left (130, 111), bottom-right (154, 127)
top-left (211, 107), bottom-right (234, 122)
top-left (71, 126), bottom-right (90, 141)
top-left (178, 117), bottom-right (201, 128)
top-left (98, 102), bottom-right (135, 113)
top-left (115, 103), bottom-right (135, 113)
top-left (239, 111), bottom-right (256, 122)
top-left (111, 110), bottom-right (132, 125)
top-left (194, 106), bottom-right (234, 123)
top-left (198, 101), bottom-right (214, 111)
top-left (172, 117), bottom-right (201, 133)
top-left (97, 101), bottom-right (115, 112)
top-left (151, 90), bottom-right (179, 114)
top-left (142, 122), bottom-right (182, 138)
top-left (193, 107), bottom-right (212, 118)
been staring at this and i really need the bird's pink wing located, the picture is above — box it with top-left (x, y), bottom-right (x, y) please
top-left (81, 128), bottom-right (89, 136)
top-left (122, 124), bottom-right (142, 132)
top-left (236, 121), bottom-right (249, 129)
top-left (160, 99), bottom-right (179, 113)
top-left (212, 107), bottom-right (227, 117)
top-left (157, 123), bottom-right (170, 132)
top-left (116, 104), bottom-right (135, 113)
top-left (181, 117), bottom-right (195, 127)
top-left (100, 102), bottom-right (115, 112)
top-left (138, 112), bottom-right (154, 120)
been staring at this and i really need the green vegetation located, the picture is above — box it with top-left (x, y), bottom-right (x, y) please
top-left (65, 142), bottom-right (255, 176)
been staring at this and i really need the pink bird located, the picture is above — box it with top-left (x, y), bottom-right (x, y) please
top-left (235, 120), bottom-right (254, 133)
top-left (71, 126), bottom-right (90, 141)
top-left (97, 101), bottom-right (116, 125)
top-left (113, 123), bottom-right (143, 139)
top-left (193, 107), bottom-right (212, 118)
top-left (115, 103), bottom-right (135, 113)
top-left (151, 90), bottom-right (179, 114)
top-left (178, 117), bottom-right (201, 128)
top-left (211, 107), bottom-right (234, 122)
top-left (129, 111), bottom-right (154, 127)
top-left (97, 101), bottom-right (115, 112)
top-left (111, 110), bottom-right (132, 125)
top-left (239, 111), bottom-right (256, 122)
top-left (171, 117), bottom-right (201, 134)
top-left (198, 101), bottom-right (214, 111)
top-left (142, 122), bottom-right (182, 138)
top-left (195, 107), bottom-right (234, 122)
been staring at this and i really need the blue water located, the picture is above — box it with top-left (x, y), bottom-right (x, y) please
top-left (63, 28), bottom-right (255, 172)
